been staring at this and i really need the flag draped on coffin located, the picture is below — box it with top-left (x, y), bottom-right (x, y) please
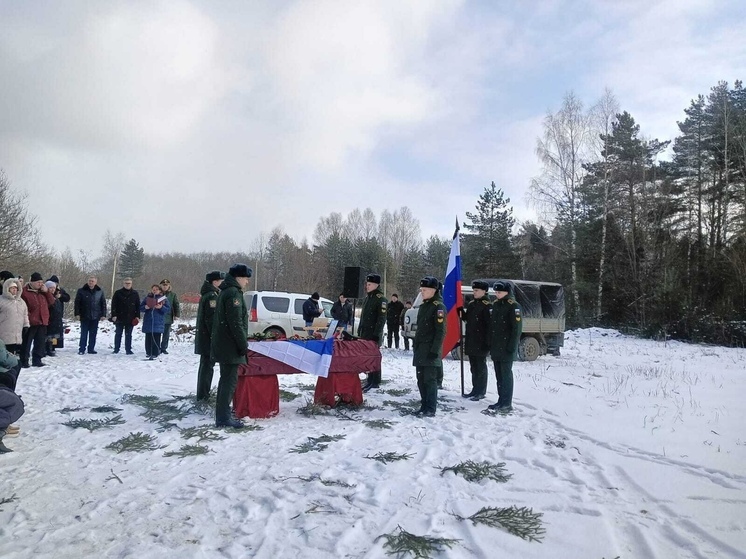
top-left (249, 338), bottom-right (335, 378)
top-left (441, 220), bottom-right (462, 358)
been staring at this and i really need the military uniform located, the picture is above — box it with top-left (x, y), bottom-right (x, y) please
top-left (359, 281), bottom-right (387, 388)
top-left (195, 272), bottom-right (223, 401)
top-left (160, 281), bottom-right (181, 354)
top-left (489, 289), bottom-right (522, 411)
top-left (210, 270), bottom-right (249, 426)
top-left (413, 283), bottom-right (446, 415)
top-left (461, 292), bottom-right (492, 399)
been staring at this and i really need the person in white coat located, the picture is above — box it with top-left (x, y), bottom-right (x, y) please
top-left (0, 278), bottom-right (30, 355)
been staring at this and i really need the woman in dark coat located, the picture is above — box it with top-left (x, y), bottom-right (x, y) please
top-left (45, 278), bottom-right (70, 356)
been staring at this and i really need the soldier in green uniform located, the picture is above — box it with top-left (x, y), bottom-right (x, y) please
top-left (210, 264), bottom-right (252, 428)
top-left (488, 280), bottom-right (522, 412)
top-left (195, 270), bottom-right (225, 402)
top-left (412, 276), bottom-right (447, 416)
top-left (459, 280), bottom-right (492, 401)
top-left (159, 279), bottom-right (180, 354)
top-left (358, 273), bottom-right (387, 392)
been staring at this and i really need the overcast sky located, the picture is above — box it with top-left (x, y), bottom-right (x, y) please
top-left (1, 0), bottom-right (744, 256)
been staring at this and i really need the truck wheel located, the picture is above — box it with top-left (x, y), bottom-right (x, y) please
top-left (518, 336), bottom-right (540, 361)
top-left (264, 327), bottom-right (286, 340)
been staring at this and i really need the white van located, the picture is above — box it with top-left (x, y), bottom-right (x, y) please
top-left (243, 291), bottom-right (335, 338)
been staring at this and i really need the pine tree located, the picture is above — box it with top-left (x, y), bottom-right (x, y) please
top-left (118, 239), bottom-right (145, 279)
top-left (462, 181), bottom-right (520, 279)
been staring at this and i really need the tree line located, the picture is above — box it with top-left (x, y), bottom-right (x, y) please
top-left (1, 79), bottom-right (744, 343)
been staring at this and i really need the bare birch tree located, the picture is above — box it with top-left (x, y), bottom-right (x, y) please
top-left (530, 92), bottom-right (595, 320)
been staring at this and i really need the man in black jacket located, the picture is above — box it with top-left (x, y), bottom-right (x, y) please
top-left (302, 292), bottom-right (322, 335)
top-left (330, 293), bottom-right (353, 331)
top-left (359, 274), bottom-right (387, 391)
top-left (459, 280), bottom-right (492, 401)
top-left (195, 271), bottom-right (224, 401)
top-left (111, 278), bottom-right (141, 355)
top-left (386, 294), bottom-right (405, 349)
top-left (74, 276), bottom-right (107, 355)
top-left (488, 281), bottom-right (522, 413)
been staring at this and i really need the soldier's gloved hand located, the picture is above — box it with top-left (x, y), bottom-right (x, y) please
top-left (457, 307), bottom-right (465, 319)
top-left (428, 352), bottom-right (439, 360)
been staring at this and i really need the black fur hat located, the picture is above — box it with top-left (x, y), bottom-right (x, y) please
top-left (205, 270), bottom-right (225, 282)
top-left (493, 280), bottom-right (510, 292)
top-left (366, 273), bottom-right (381, 284)
top-left (419, 276), bottom-right (439, 289)
top-left (472, 280), bottom-right (489, 291)
top-left (229, 264), bottom-right (253, 278)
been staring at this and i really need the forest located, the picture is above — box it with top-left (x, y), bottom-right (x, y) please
top-left (2, 81), bottom-right (745, 345)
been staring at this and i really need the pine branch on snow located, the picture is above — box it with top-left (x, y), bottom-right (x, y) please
top-left (179, 426), bottom-right (227, 442)
top-left (163, 444), bottom-right (211, 457)
top-left (365, 452), bottom-right (414, 464)
top-left (290, 434), bottom-right (346, 453)
top-left (454, 506), bottom-right (545, 542)
top-left (440, 460), bottom-right (512, 483)
top-left (363, 419), bottom-right (396, 430)
top-left (377, 526), bottom-right (460, 558)
top-left (90, 406), bottom-right (123, 413)
top-left (105, 432), bottom-right (165, 453)
top-left (61, 414), bottom-right (125, 432)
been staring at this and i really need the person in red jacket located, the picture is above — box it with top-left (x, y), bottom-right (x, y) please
top-left (20, 272), bottom-right (55, 368)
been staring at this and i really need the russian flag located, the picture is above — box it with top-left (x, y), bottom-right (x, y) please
top-left (248, 338), bottom-right (334, 377)
top-left (441, 219), bottom-right (462, 358)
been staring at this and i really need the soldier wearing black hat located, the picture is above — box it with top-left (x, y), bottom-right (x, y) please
top-left (195, 270), bottom-right (225, 401)
top-left (488, 280), bottom-right (522, 413)
top-left (459, 280), bottom-right (492, 400)
top-left (358, 273), bottom-right (387, 391)
top-left (211, 264), bottom-right (251, 428)
top-left (412, 276), bottom-right (447, 416)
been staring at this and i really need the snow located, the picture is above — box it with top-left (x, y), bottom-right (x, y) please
top-left (1, 325), bottom-right (745, 558)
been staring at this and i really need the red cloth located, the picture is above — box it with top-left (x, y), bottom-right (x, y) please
top-left (233, 374), bottom-right (279, 419)
top-left (314, 372), bottom-right (363, 407)
top-left (239, 339), bottom-right (381, 376)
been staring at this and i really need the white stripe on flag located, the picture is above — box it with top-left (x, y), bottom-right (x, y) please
top-left (249, 340), bottom-right (334, 377)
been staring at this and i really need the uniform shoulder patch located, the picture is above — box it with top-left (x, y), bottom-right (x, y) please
top-left (508, 298), bottom-right (515, 304)
top-left (482, 299), bottom-right (490, 305)
top-left (376, 293), bottom-right (382, 298)
top-left (209, 300), bottom-right (216, 308)
top-left (233, 298), bottom-right (241, 306)
top-left (515, 308), bottom-right (521, 321)
top-left (381, 301), bottom-right (387, 312)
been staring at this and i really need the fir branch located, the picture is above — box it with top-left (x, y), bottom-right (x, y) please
top-left (163, 444), bottom-right (211, 458)
top-left (274, 474), bottom-right (356, 488)
top-left (544, 436), bottom-right (566, 448)
top-left (280, 389), bottom-right (301, 401)
top-left (105, 432), bottom-right (164, 453)
top-left (366, 451), bottom-right (413, 464)
top-left (296, 399), bottom-right (330, 417)
top-left (377, 526), bottom-right (460, 558)
top-left (57, 406), bottom-right (84, 413)
top-left (363, 419), bottom-right (396, 430)
top-left (290, 434), bottom-right (345, 454)
top-left (179, 426), bottom-right (227, 442)
top-left (121, 394), bottom-right (161, 406)
top-left (455, 506), bottom-right (545, 542)
top-left (297, 383), bottom-right (317, 391)
top-left (440, 460), bottom-right (512, 483)
top-left (90, 406), bottom-right (123, 413)
top-left (61, 414), bottom-right (125, 432)
top-left (0, 494), bottom-right (18, 510)
top-left (384, 388), bottom-right (412, 397)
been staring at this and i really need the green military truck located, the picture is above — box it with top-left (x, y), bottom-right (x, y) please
top-left (402, 279), bottom-right (565, 361)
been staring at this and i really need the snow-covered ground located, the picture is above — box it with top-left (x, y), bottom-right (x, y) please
top-left (1, 325), bottom-right (744, 558)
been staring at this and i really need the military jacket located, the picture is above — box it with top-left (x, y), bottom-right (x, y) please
top-left (412, 294), bottom-right (447, 367)
top-left (490, 296), bottom-right (522, 361)
top-left (462, 295), bottom-right (492, 357)
top-left (358, 288), bottom-right (387, 342)
top-left (195, 280), bottom-right (220, 356)
top-left (163, 291), bottom-right (181, 325)
top-left (210, 274), bottom-right (248, 365)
